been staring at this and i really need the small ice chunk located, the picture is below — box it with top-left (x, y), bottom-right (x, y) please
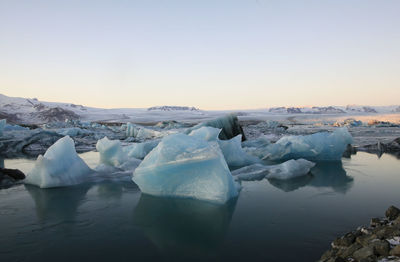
top-left (189, 126), bottom-right (221, 141)
top-left (24, 136), bottom-right (92, 188)
top-left (218, 135), bottom-right (260, 168)
top-left (126, 122), bottom-right (162, 140)
top-left (57, 127), bottom-right (89, 137)
top-left (262, 128), bottom-right (353, 161)
top-left (132, 133), bottom-right (239, 204)
top-left (266, 159), bottom-right (315, 180)
top-left (232, 159), bottom-right (315, 181)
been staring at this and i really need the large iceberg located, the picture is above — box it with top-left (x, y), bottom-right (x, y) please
top-left (187, 114), bottom-right (246, 141)
top-left (24, 136), bottom-right (92, 188)
top-left (232, 159), bottom-right (315, 181)
top-left (258, 128), bottom-right (353, 161)
top-left (125, 140), bottom-right (160, 159)
top-left (188, 126), bottom-right (221, 141)
top-left (132, 133), bottom-right (239, 204)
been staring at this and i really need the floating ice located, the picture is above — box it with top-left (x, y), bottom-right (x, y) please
top-left (218, 135), bottom-right (259, 167)
top-left (232, 159), bottom-right (315, 181)
top-left (132, 133), bottom-right (239, 204)
top-left (266, 159), bottom-right (315, 180)
top-left (125, 140), bottom-right (160, 160)
top-left (24, 136), bottom-right (92, 188)
top-left (126, 122), bottom-right (162, 140)
top-left (260, 128), bottom-right (353, 161)
top-left (187, 114), bottom-right (245, 141)
top-left (96, 137), bottom-right (127, 167)
top-left (57, 127), bottom-right (90, 137)
top-left (242, 135), bottom-right (272, 159)
top-left (0, 119), bottom-right (5, 136)
top-left (189, 126), bottom-right (221, 141)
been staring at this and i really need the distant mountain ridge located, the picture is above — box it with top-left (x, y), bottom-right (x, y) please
top-left (1, 93), bottom-right (399, 124)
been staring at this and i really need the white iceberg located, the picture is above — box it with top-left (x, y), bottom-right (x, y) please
top-left (260, 128), bottom-right (353, 161)
top-left (126, 122), bottom-right (162, 140)
top-left (132, 133), bottom-right (239, 204)
top-left (188, 126), bottom-right (221, 141)
top-left (24, 136), bottom-right (92, 188)
top-left (125, 140), bottom-right (160, 159)
top-left (187, 114), bottom-right (245, 140)
top-left (96, 137), bottom-right (127, 167)
top-left (218, 135), bottom-right (260, 168)
top-left (232, 159), bottom-right (315, 181)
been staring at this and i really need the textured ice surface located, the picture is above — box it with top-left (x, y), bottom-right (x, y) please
top-left (125, 140), bottom-right (160, 159)
top-left (24, 136), bottom-right (92, 188)
top-left (0, 119), bottom-right (5, 136)
top-left (132, 133), bottom-right (239, 203)
top-left (187, 114), bottom-right (245, 140)
top-left (242, 135), bottom-right (272, 158)
top-left (126, 123), bottom-right (162, 140)
top-left (266, 159), bottom-right (315, 180)
top-left (57, 127), bottom-right (90, 137)
top-left (96, 137), bottom-right (127, 167)
top-left (218, 135), bottom-right (259, 168)
top-left (232, 159), bottom-right (315, 181)
top-left (260, 128), bottom-right (353, 161)
top-left (189, 126), bottom-right (221, 141)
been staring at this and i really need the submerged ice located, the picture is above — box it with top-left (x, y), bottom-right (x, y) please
top-left (132, 133), bottom-right (239, 204)
top-left (24, 136), bottom-right (92, 188)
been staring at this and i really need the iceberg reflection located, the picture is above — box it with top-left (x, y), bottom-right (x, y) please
top-left (133, 194), bottom-right (237, 258)
top-left (268, 162), bottom-right (353, 193)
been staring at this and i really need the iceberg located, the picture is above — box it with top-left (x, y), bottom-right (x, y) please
top-left (260, 128), bottom-right (353, 161)
top-left (232, 159), bottom-right (315, 181)
top-left (188, 126), bottom-right (221, 141)
top-left (218, 135), bottom-right (259, 168)
top-left (24, 136), bottom-right (92, 188)
top-left (125, 140), bottom-right (160, 159)
top-left (0, 119), bottom-right (5, 136)
top-left (187, 114), bottom-right (246, 141)
top-left (132, 133), bottom-right (239, 204)
top-left (126, 122), bottom-right (162, 140)
top-left (96, 137), bottom-right (127, 167)
top-left (56, 127), bottom-right (90, 137)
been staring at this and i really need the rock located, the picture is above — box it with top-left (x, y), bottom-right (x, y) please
top-left (390, 245), bottom-right (400, 256)
top-left (371, 217), bottom-right (382, 227)
top-left (369, 239), bottom-right (390, 256)
top-left (375, 226), bottom-right (400, 239)
top-left (393, 216), bottom-right (400, 225)
top-left (0, 167), bottom-right (25, 180)
top-left (338, 243), bottom-right (362, 258)
top-left (357, 234), bottom-right (378, 246)
top-left (353, 247), bottom-right (374, 261)
top-left (332, 232), bottom-right (356, 248)
top-left (386, 206), bottom-right (400, 220)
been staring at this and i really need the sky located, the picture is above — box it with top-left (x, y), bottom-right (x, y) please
top-left (0, 0), bottom-right (399, 110)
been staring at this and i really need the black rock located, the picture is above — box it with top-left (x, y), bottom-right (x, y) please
top-left (385, 205), bottom-right (400, 220)
top-left (0, 167), bottom-right (25, 180)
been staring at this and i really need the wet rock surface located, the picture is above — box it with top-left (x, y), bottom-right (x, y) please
top-left (318, 206), bottom-right (400, 262)
top-left (0, 167), bottom-right (25, 188)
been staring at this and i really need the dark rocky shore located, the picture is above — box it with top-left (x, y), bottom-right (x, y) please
top-left (318, 206), bottom-right (400, 262)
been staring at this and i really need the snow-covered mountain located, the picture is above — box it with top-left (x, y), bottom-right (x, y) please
top-left (1, 93), bottom-right (399, 124)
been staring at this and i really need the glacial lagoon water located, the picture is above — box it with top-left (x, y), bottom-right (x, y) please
top-left (1, 152), bottom-right (400, 262)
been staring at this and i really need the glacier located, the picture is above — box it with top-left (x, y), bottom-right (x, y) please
top-left (258, 128), bottom-right (353, 161)
top-left (132, 133), bottom-right (239, 204)
top-left (24, 136), bottom-right (92, 188)
top-left (232, 159), bottom-right (315, 181)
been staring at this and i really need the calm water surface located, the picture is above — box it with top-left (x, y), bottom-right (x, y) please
top-left (1, 152), bottom-right (400, 262)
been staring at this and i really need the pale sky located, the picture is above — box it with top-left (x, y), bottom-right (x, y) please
top-left (0, 0), bottom-right (399, 110)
